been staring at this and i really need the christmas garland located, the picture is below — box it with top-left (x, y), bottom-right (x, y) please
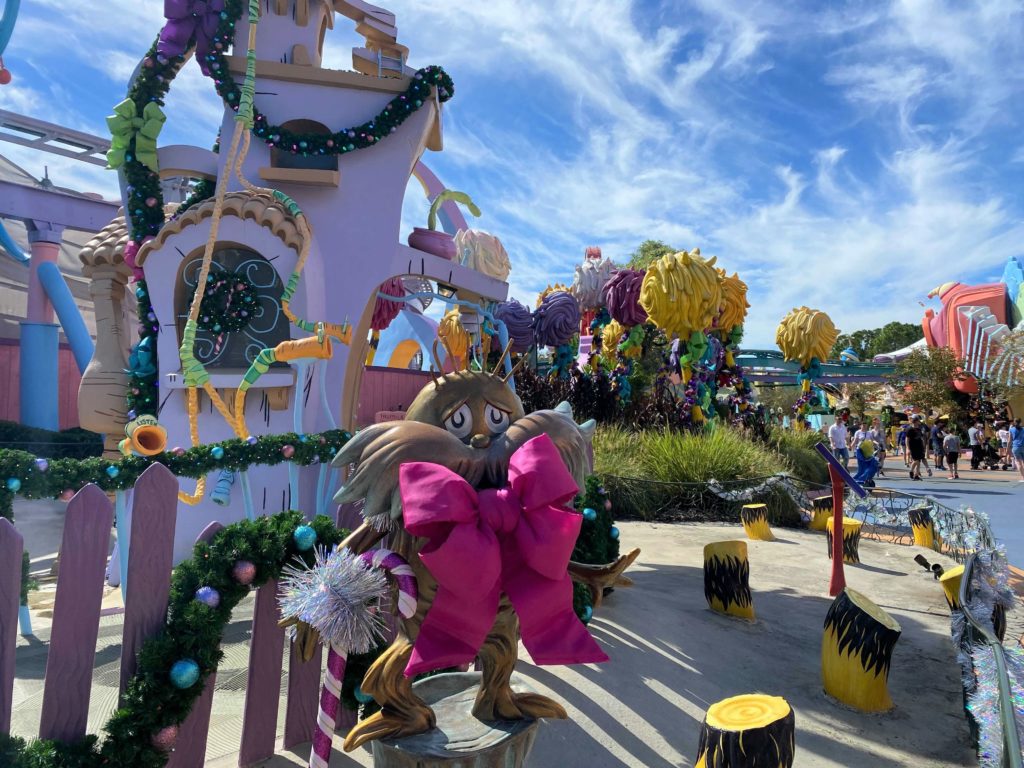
top-left (0, 511), bottom-right (350, 768)
top-left (0, 429), bottom-right (350, 522)
top-left (192, 270), bottom-right (258, 334)
top-left (117, 0), bottom-right (454, 413)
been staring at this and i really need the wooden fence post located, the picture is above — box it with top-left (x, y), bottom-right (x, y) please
top-left (38, 485), bottom-right (114, 743)
top-left (0, 518), bottom-right (24, 733)
top-left (238, 579), bottom-right (287, 766)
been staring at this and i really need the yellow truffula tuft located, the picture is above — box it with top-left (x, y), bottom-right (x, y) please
top-left (695, 694), bottom-right (795, 768)
top-left (703, 540), bottom-right (755, 621)
top-left (740, 503), bottom-right (775, 541)
top-left (826, 517), bottom-right (863, 564)
top-left (536, 282), bottom-right (572, 307)
top-left (821, 587), bottom-right (901, 712)
top-left (775, 306), bottom-right (838, 368)
top-left (437, 308), bottom-right (470, 366)
top-left (600, 318), bottom-right (627, 355)
top-left (639, 249), bottom-right (723, 339)
top-left (715, 269), bottom-right (750, 337)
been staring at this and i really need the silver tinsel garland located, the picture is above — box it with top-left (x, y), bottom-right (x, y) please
top-left (277, 546), bottom-right (389, 653)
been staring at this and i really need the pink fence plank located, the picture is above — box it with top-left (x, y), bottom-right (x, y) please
top-left (238, 579), bottom-right (286, 766)
top-left (38, 485), bottom-right (113, 743)
top-left (0, 518), bottom-right (24, 733)
top-left (283, 639), bottom-right (323, 749)
top-left (120, 464), bottom-right (179, 697)
top-left (167, 521), bottom-right (223, 768)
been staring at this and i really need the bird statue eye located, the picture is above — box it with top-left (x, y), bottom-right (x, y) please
top-left (444, 403), bottom-right (473, 439)
top-left (484, 403), bottom-right (511, 434)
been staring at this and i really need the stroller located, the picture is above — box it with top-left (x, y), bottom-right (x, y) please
top-left (976, 439), bottom-right (1011, 470)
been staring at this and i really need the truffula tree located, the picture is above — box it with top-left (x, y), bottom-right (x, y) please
top-left (572, 476), bottom-right (621, 622)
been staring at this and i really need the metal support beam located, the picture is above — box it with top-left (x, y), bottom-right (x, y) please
top-left (0, 108), bottom-right (110, 166)
top-left (0, 179), bottom-right (119, 232)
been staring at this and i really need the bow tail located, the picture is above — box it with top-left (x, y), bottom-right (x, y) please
top-left (503, 565), bottom-right (608, 667)
top-left (404, 585), bottom-right (500, 678)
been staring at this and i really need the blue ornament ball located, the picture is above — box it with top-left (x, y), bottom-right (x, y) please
top-left (610, 526), bottom-right (620, 540)
top-left (246, 435), bottom-right (258, 445)
top-left (195, 586), bottom-right (221, 608)
top-left (34, 458), bottom-right (49, 473)
top-left (582, 606), bottom-right (593, 624)
top-left (106, 466), bottom-right (120, 479)
top-left (293, 524), bottom-right (317, 551)
top-left (211, 446), bottom-right (225, 460)
top-left (354, 684), bottom-right (374, 704)
top-left (582, 507), bottom-right (597, 522)
top-left (6, 477), bottom-right (21, 492)
top-left (169, 659), bottom-right (200, 689)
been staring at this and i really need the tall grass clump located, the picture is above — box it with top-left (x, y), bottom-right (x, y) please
top-left (594, 426), bottom-right (806, 526)
top-left (765, 427), bottom-right (830, 485)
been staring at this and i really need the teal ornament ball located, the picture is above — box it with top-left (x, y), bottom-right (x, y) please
top-left (6, 477), bottom-right (21, 492)
top-left (293, 524), bottom-right (317, 551)
top-left (169, 659), bottom-right (200, 689)
top-left (211, 446), bottom-right (225, 460)
top-left (354, 685), bottom-right (374, 704)
top-left (610, 526), bottom-right (620, 540)
top-left (582, 606), bottom-right (593, 624)
top-left (106, 466), bottom-right (120, 479)
top-left (582, 507), bottom-right (597, 522)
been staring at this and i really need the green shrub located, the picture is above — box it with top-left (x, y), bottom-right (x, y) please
top-left (0, 420), bottom-right (103, 459)
top-left (765, 427), bottom-right (830, 484)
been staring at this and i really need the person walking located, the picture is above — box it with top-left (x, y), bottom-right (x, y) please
top-left (907, 415), bottom-right (927, 480)
top-left (930, 420), bottom-right (946, 470)
top-left (943, 429), bottom-right (961, 479)
top-left (898, 422), bottom-right (909, 465)
top-left (998, 422), bottom-right (1011, 468)
top-left (828, 417), bottom-right (850, 469)
top-left (969, 422), bottom-right (983, 470)
top-left (871, 417), bottom-right (888, 476)
top-left (1011, 419), bottom-right (1024, 482)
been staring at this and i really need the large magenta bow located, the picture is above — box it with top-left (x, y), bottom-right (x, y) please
top-left (158, 0), bottom-right (226, 74)
top-left (399, 434), bottom-right (608, 677)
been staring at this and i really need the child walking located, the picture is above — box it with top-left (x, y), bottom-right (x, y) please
top-left (943, 430), bottom-right (961, 479)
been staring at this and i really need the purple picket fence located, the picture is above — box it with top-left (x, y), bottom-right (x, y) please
top-left (0, 464), bottom-right (348, 766)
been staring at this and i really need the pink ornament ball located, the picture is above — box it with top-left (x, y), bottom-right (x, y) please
top-left (605, 500), bottom-right (613, 511)
top-left (172, 446), bottom-right (186, 456)
top-left (151, 724), bottom-right (179, 751)
top-left (281, 444), bottom-right (295, 459)
top-left (232, 560), bottom-right (256, 585)
top-left (59, 489), bottom-right (75, 502)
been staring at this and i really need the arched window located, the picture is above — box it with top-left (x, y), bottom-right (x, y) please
top-left (174, 246), bottom-right (290, 370)
top-left (271, 119), bottom-right (338, 172)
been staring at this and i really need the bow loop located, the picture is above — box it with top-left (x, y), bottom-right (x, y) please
top-left (158, 0), bottom-right (226, 74)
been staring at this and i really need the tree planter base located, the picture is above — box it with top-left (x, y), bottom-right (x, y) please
top-left (909, 505), bottom-right (941, 550)
top-left (408, 227), bottom-right (457, 261)
top-left (809, 495), bottom-right (832, 531)
top-left (371, 672), bottom-right (539, 768)
top-left (740, 503), bottom-right (774, 541)
top-left (826, 517), bottom-right (862, 564)
top-left (695, 694), bottom-right (795, 768)
top-left (703, 540), bottom-right (755, 621)
top-left (822, 587), bottom-right (901, 712)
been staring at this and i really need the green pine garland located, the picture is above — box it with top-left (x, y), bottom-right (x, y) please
top-left (0, 511), bottom-right (349, 768)
top-left (0, 429), bottom-right (350, 523)
top-left (572, 476), bottom-right (622, 621)
top-left (192, 270), bottom-right (258, 334)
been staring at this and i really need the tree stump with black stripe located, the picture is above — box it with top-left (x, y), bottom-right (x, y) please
top-left (826, 517), bottom-right (862, 564)
top-left (740, 503), bottom-right (774, 541)
top-left (821, 587), bottom-right (901, 712)
top-left (939, 564), bottom-right (1006, 640)
top-left (695, 694), bottom-right (795, 768)
top-left (703, 541), bottom-right (754, 621)
top-left (909, 505), bottom-right (941, 550)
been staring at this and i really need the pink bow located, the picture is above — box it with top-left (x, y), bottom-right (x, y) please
top-left (399, 434), bottom-right (608, 677)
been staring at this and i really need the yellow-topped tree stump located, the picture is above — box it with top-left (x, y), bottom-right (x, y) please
top-left (703, 541), bottom-right (755, 621)
top-left (809, 495), bottom-right (832, 531)
top-left (695, 694), bottom-right (795, 768)
top-left (822, 587), bottom-right (901, 712)
top-left (740, 503), bottom-right (774, 541)
top-left (939, 564), bottom-right (1006, 640)
top-left (826, 517), bottom-right (863, 564)
top-left (908, 505), bottom-right (942, 551)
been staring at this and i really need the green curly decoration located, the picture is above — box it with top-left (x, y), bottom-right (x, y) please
top-left (0, 511), bottom-right (350, 768)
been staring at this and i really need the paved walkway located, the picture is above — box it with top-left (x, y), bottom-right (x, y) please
top-left (10, 520), bottom-right (975, 767)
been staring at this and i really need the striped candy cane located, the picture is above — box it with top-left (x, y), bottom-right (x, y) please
top-left (309, 548), bottom-right (418, 768)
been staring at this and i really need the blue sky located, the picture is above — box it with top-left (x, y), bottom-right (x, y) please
top-left (1, 0), bottom-right (1022, 347)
